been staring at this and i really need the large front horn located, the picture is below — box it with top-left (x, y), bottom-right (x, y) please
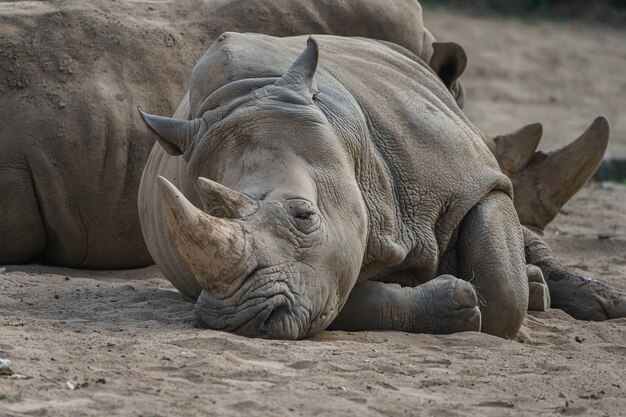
top-left (157, 176), bottom-right (253, 294)
top-left (512, 116), bottom-right (609, 231)
top-left (275, 37), bottom-right (319, 95)
top-left (138, 107), bottom-right (205, 156)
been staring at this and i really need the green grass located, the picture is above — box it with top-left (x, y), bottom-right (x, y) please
top-left (0, 393), bottom-right (23, 402)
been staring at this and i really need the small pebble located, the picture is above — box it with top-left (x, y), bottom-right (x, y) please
top-left (575, 336), bottom-right (585, 343)
top-left (559, 391), bottom-right (568, 398)
top-left (0, 358), bottom-right (12, 376)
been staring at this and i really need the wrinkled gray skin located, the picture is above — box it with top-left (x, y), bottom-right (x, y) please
top-left (139, 34), bottom-right (535, 340)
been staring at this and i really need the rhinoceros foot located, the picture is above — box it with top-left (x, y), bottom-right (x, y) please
top-left (527, 264), bottom-right (551, 312)
top-left (328, 275), bottom-right (481, 335)
top-left (419, 275), bottom-right (483, 334)
top-left (524, 228), bottom-right (626, 321)
top-left (547, 273), bottom-right (626, 321)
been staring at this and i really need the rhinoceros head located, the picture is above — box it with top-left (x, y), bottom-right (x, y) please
top-left (139, 39), bottom-right (368, 339)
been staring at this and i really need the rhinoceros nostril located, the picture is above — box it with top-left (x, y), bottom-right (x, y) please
top-left (263, 295), bottom-right (293, 327)
top-left (265, 305), bottom-right (291, 325)
top-left (262, 301), bottom-right (300, 340)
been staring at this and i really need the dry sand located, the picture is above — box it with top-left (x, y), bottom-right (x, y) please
top-left (1, 184), bottom-right (625, 416)
top-left (1, 7), bottom-right (626, 417)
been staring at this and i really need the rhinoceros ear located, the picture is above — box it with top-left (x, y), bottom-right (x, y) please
top-left (429, 42), bottom-right (467, 95)
top-left (275, 37), bottom-right (319, 95)
top-left (138, 107), bottom-right (206, 156)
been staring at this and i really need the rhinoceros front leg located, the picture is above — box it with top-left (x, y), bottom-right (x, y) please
top-left (456, 192), bottom-right (529, 339)
top-left (328, 276), bottom-right (481, 334)
top-left (524, 228), bottom-right (626, 320)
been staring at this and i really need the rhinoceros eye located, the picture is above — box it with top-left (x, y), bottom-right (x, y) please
top-left (284, 199), bottom-right (321, 234)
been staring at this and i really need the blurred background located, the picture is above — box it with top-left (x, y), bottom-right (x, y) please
top-left (423, 0), bottom-right (626, 180)
top-left (424, 0), bottom-right (626, 23)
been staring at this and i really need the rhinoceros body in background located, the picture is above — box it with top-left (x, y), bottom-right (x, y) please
top-left (138, 33), bottom-right (626, 340)
top-left (0, 0), bottom-right (607, 270)
top-left (0, 0), bottom-right (440, 268)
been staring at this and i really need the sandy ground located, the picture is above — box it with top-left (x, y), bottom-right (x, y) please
top-left (1, 183), bottom-right (625, 417)
top-left (1, 7), bottom-right (626, 417)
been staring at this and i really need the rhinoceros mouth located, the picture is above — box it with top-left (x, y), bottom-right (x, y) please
top-left (259, 295), bottom-right (300, 339)
top-left (193, 267), bottom-right (313, 340)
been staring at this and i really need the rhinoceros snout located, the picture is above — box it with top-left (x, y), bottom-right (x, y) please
top-left (261, 299), bottom-right (300, 340)
top-left (193, 282), bottom-right (308, 340)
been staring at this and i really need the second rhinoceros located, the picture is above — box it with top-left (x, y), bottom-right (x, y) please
top-left (138, 33), bottom-right (565, 340)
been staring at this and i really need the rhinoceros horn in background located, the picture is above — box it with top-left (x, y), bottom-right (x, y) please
top-left (492, 123), bottom-right (543, 173)
top-left (156, 175), bottom-right (253, 295)
top-left (491, 116), bottom-right (610, 232)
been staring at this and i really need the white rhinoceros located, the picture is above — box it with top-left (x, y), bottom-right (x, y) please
top-left (137, 33), bottom-right (626, 339)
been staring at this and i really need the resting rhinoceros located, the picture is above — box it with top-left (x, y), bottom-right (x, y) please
top-left (0, 0), bottom-right (606, 270)
top-left (136, 33), bottom-right (625, 340)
